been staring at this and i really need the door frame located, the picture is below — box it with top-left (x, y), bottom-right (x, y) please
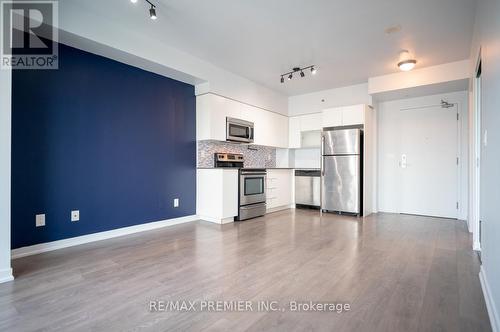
top-left (398, 102), bottom-right (461, 219)
top-left (471, 50), bottom-right (482, 251)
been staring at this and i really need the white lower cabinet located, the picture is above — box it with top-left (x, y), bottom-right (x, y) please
top-left (266, 169), bottom-right (293, 211)
top-left (197, 169), bottom-right (239, 224)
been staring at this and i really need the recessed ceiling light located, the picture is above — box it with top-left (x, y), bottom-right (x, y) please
top-left (130, 0), bottom-right (138, 3)
top-left (398, 50), bottom-right (417, 71)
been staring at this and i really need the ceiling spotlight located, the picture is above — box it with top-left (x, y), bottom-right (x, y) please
top-left (310, 67), bottom-right (317, 75)
top-left (398, 50), bottom-right (417, 71)
top-left (300, 71), bottom-right (305, 78)
top-left (288, 73), bottom-right (293, 80)
top-left (280, 76), bottom-right (284, 83)
top-left (149, 5), bottom-right (157, 20)
top-left (132, 0), bottom-right (158, 20)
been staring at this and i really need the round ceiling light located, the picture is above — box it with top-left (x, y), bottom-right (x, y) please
top-left (398, 50), bottom-right (417, 71)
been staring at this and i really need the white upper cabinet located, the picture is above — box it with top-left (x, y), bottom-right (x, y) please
top-left (288, 113), bottom-right (322, 148)
top-left (197, 94), bottom-right (240, 141)
top-left (197, 94), bottom-right (288, 148)
top-left (198, 95), bottom-right (368, 150)
top-left (289, 117), bottom-right (301, 149)
top-left (322, 104), bottom-right (366, 127)
top-left (342, 104), bottom-right (365, 126)
top-left (270, 111), bottom-right (289, 148)
top-left (300, 113), bottom-right (322, 131)
top-left (322, 107), bottom-right (343, 127)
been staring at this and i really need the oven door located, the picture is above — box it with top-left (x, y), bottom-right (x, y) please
top-left (240, 173), bottom-right (266, 205)
top-left (227, 117), bottom-right (254, 143)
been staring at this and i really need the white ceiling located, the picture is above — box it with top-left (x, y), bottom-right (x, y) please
top-left (67, 0), bottom-right (477, 96)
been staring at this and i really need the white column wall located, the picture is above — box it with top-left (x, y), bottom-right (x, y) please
top-left (0, 67), bottom-right (13, 283)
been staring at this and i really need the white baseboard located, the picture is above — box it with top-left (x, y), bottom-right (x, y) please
top-left (473, 241), bottom-right (481, 251)
top-left (467, 217), bottom-right (473, 233)
top-left (11, 215), bottom-right (198, 259)
top-left (197, 215), bottom-right (234, 224)
top-left (267, 205), bottom-right (294, 214)
top-left (480, 266), bottom-right (499, 332)
top-left (0, 268), bottom-right (14, 284)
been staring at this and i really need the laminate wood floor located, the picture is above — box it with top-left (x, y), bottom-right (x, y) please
top-left (0, 210), bottom-right (491, 331)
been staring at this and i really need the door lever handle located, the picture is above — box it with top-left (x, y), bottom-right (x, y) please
top-left (400, 154), bottom-right (407, 168)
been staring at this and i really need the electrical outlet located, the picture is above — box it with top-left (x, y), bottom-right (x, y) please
top-left (36, 214), bottom-right (45, 227)
top-left (71, 210), bottom-right (80, 222)
top-left (174, 198), bottom-right (179, 208)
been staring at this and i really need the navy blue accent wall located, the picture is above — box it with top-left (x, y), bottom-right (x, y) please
top-left (11, 42), bottom-right (196, 249)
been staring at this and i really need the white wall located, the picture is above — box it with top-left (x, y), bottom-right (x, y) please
top-left (0, 68), bottom-right (13, 283)
top-left (469, 0), bottom-right (500, 329)
top-left (58, 1), bottom-right (288, 115)
top-left (288, 83), bottom-right (371, 116)
top-left (369, 60), bottom-right (470, 96)
top-left (377, 91), bottom-right (469, 220)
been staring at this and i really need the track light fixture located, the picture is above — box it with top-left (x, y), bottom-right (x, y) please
top-left (130, 0), bottom-right (158, 20)
top-left (149, 5), bottom-right (157, 20)
top-left (280, 65), bottom-right (316, 83)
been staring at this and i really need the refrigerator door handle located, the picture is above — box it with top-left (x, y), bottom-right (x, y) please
top-left (321, 155), bottom-right (325, 176)
top-left (321, 134), bottom-right (325, 176)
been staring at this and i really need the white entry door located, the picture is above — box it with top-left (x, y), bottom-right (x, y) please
top-left (399, 105), bottom-right (458, 218)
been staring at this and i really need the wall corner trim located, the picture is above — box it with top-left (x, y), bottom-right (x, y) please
top-left (480, 265), bottom-right (500, 332)
top-left (0, 268), bottom-right (14, 284)
top-left (11, 215), bottom-right (198, 260)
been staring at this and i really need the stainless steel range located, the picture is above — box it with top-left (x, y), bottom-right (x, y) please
top-left (212, 153), bottom-right (267, 221)
top-left (237, 168), bottom-right (267, 221)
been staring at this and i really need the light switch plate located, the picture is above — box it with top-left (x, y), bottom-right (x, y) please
top-left (36, 214), bottom-right (45, 227)
top-left (174, 198), bottom-right (179, 208)
top-left (71, 210), bottom-right (80, 222)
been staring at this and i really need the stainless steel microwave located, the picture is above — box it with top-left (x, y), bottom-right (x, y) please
top-left (226, 117), bottom-right (254, 143)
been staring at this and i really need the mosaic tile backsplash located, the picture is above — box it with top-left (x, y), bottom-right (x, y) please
top-left (197, 140), bottom-right (276, 168)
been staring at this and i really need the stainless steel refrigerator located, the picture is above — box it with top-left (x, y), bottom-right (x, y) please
top-left (321, 128), bottom-right (362, 215)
